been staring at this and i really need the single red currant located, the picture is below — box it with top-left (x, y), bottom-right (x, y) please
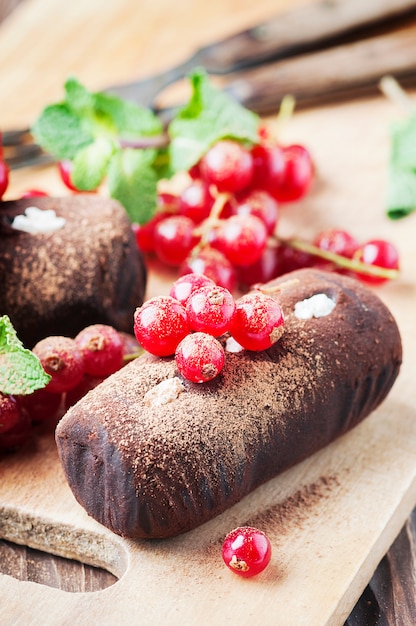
top-left (132, 212), bottom-right (169, 254)
top-left (222, 527), bottom-right (272, 578)
top-left (200, 140), bottom-right (254, 193)
top-left (251, 142), bottom-right (285, 191)
top-left (169, 273), bottom-right (215, 306)
top-left (0, 393), bottom-right (21, 434)
top-left (134, 296), bottom-right (190, 357)
top-left (313, 228), bottom-right (359, 258)
top-left (19, 387), bottom-right (62, 423)
top-left (271, 145), bottom-right (314, 203)
top-left (65, 374), bottom-right (105, 409)
top-left (0, 159), bottom-right (9, 199)
top-left (232, 189), bottom-right (279, 235)
top-left (20, 189), bottom-right (49, 199)
top-left (236, 245), bottom-right (281, 289)
top-left (180, 247), bottom-right (236, 292)
top-left (75, 324), bottom-right (124, 377)
top-left (175, 332), bottom-right (225, 383)
top-left (33, 336), bottom-right (85, 394)
top-left (231, 292), bottom-right (285, 351)
top-left (154, 215), bottom-right (199, 266)
top-left (0, 407), bottom-right (32, 452)
top-left (212, 214), bottom-right (268, 267)
top-left (186, 285), bottom-right (236, 336)
top-left (58, 160), bottom-right (80, 192)
top-left (353, 239), bottom-right (400, 285)
top-left (179, 179), bottom-right (215, 224)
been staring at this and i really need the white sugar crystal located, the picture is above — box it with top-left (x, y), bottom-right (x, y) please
top-left (12, 206), bottom-right (66, 234)
top-left (143, 377), bottom-right (185, 408)
top-left (294, 293), bottom-right (336, 319)
top-left (225, 336), bottom-right (244, 353)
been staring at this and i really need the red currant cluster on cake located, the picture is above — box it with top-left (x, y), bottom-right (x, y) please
top-left (0, 324), bottom-right (140, 452)
top-left (133, 273), bottom-right (285, 384)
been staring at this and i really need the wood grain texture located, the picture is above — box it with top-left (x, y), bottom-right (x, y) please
top-left (1, 1), bottom-right (416, 624)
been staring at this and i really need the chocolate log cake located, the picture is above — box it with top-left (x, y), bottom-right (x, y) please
top-left (0, 196), bottom-right (146, 347)
top-left (56, 269), bottom-right (402, 539)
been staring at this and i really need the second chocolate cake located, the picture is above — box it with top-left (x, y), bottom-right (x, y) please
top-left (0, 195), bottom-right (146, 347)
top-left (56, 269), bottom-right (402, 539)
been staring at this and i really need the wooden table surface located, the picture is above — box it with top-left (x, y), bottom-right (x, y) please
top-left (2, 1), bottom-right (416, 624)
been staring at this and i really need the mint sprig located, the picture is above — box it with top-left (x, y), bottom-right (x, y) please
top-left (0, 316), bottom-right (51, 396)
top-left (168, 68), bottom-right (259, 172)
top-left (379, 76), bottom-right (416, 220)
top-left (31, 70), bottom-right (260, 224)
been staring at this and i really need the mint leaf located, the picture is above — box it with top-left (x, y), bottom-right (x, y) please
top-left (0, 316), bottom-right (51, 396)
top-left (168, 68), bottom-right (259, 172)
top-left (93, 92), bottom-right (162, 138)
top-left (71, 137), bottom-right (115, 190)
top-left (387, 166), bottom-right (416, 219)
top-left (32, 103), bottom-right (94, 160)
top-left (64, 77), bottom-right (95, 116)
top-left (107, 148), bottom-right (158, 224)
top-left (390, 114), bottom-right (416, 171)
top-left (386, 113), bottom-right (416, 219)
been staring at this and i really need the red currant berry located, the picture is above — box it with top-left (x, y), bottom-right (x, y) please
top-left (33, 336), bottom-right (85, 394)
top-left (236, 245), bottom-right (281, 289)
top-left (175, 332), bottom-right (225, 383)
top-left (222, 527), bottom-right (272, 578)
top-left (276, 243), bottom-right (316, 275)
top-left (231, 292), bottom-right (285, 351)
top-left (179, 179), bottom-right (214, 224)
top-left (157, 192), bottom-right (180, 212)
top-left (20, 189), bottom-right (49, 199)
top-left (0, 393), bottom-right (21, 434)
top-left (75, 324), bottom-right (124, 377)
top-left (271, 145), bottom-right (313, 203)
top-left (353, 239), bottom-right (399, 285)
top-left (19, 387), bottom-right (62, 423)
top-left (65, 374), bottom-right (105, 409)
top-left (154, 215), bottom-right (199, 266)
top-left (134, 296), bottom-right (190, 357)
top-left (180, 247), bottom-right (236, 292)
top-left (0, 407), bottom-right (32, 452)
top-left (313, 228), bottom-right (359, 258)
top-left (188, 161), bottom-right (201, 180)
top-left (118, 331), bottom-right (142, 360)
top-left (169, 273), bottom-right (215, 306)
top-left (0, 159), bottom-right (9, 199)
top-left (58, 160), bottom-right (80, 192)
top-left (213, 214), bottom-right (267, 267)
top-left (200, 140), bottom-right (254, 193)
top-left (251, 143), bottom-right (285, 191)
top-left (233, 189), bottom-right (279, 235)
top-left (132, 212), bottom-right (169, 254)
top-left (186, 285), bottom-right (236, 336)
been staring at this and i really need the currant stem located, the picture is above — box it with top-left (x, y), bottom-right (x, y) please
top-left (278, 237), bottom-right (399, 280)
top-left (192, 191), bottom-right (231, 253)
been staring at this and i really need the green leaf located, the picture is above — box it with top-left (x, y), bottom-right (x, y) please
top-left (386, 166), bottom-right (416, 219)
top-left (71, 137), bottom-right (115, 190)
top-left (31, 103), bottom-right (94, 160)
top-left (390, 114), bottom-right (416, 171)
top-left (107, 148), bottom-right (158, 224)
top-left (0, 316), bottom-right (51, 396)
top-left (64, 77), bottom-right (95, 116)
top-left (94, 91), bottom-right (162, 137)
top-left (168, 68), bottom-right (259, 172)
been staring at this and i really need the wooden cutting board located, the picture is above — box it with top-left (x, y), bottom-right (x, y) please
top-left (1, 0), bottom-right (416, 624)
